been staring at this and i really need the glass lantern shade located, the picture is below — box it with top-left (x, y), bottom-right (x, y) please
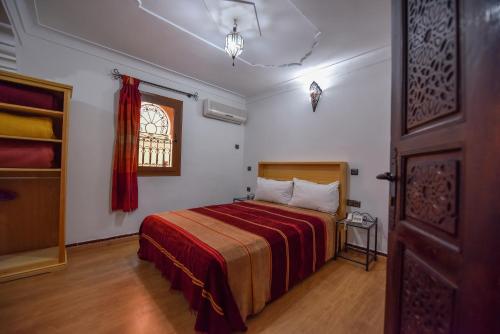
top-left (225, 23), bottom-right (244, 66)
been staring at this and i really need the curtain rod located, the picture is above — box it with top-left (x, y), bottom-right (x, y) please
top-left (111, 69), bottom-right (199, 101)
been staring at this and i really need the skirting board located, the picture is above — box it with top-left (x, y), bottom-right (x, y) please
top-left (66, 233), bottom-right (139, 250)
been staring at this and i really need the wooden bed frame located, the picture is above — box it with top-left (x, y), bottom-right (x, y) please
top-left (258, 161), bottom-right (348, 219)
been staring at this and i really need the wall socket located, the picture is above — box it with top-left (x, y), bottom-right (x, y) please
top-left (346, 199), bottom-right (361, 208)
top-left (350, 168), bottom-right (359, 175)
top-left (246, 187), bottom-right (251, 192)
top-left (247, 166), bottom-right (252, 171)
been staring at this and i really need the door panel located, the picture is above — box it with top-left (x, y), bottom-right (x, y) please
top-left (404, 153), bottom-right (459, 236)
top-left (400, 250), bottom-right (456, 334)
top-left (401, 147), bottom-right (463, 247)
top-left (405, 0), bottom-right (459, 133)
top-left (385, 0), bottom-right (500, 333)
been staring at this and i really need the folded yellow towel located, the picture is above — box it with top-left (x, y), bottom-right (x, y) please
top-left (0, 112), bottom-right (55, 139)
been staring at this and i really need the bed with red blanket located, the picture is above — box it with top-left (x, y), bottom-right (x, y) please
top-left (138, 200), bottom-right (337, 333)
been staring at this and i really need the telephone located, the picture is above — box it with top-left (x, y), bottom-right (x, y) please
top-left (347, 212), bottom-right (364, 223)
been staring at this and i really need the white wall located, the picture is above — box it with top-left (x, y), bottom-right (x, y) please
top-left (243, 61), bottom-right (391, 252)
top-left (6, 1), bottom-right (391, 251)
top-left (13, 31), bottom-right (246, 244)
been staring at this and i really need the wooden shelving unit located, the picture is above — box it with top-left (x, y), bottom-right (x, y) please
top-left (0, 134), bottom-right (63, 143)
top-left (0, 168), bottom-right (62, 172)
top-left (0, 247), bottom-right (62, 277)
top-left (0, 70), bottom-right (72, 282)
top-left (0, 102), bottom-right (64, 118)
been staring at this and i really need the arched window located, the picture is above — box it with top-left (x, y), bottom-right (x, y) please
top-left (138, 92), bottom-right (183, 175)
top-left (138, 102), bottom-right (172, 167)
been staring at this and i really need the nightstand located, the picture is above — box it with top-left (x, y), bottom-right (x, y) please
top-left (233, 194), bottom-right (254, 202)
top-left (334, 214), bottom-right (378, 271)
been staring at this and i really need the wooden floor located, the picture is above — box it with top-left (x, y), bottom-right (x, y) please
top-left (0, 238), bottom-right (386, 334)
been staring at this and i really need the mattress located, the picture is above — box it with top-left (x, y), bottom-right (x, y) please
top-left (138, 200), bottom-right (336, 334)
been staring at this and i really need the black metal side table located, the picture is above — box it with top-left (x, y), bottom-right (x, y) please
top-left (334, 214), bottom-right (378, 271)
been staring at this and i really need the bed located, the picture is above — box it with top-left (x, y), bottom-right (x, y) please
top-left (138, 162), bottom-right (348, 333)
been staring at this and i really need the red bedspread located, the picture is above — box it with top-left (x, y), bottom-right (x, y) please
top-left (138, 200), bottom-right (336, 333)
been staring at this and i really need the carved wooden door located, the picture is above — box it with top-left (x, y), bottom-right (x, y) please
top-left (383, 0), bottom-right (500, 333)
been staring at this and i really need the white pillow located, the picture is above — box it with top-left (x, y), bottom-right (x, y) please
top-left (288, 178), bottom-right (339, 214)
top-left (254, 177), bottom-right (294, 205)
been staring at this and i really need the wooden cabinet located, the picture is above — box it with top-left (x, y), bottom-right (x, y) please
top-left (0, 70), bottom-right (72, 282)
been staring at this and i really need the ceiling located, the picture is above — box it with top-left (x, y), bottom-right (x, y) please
top-left (0, 3), bottom-right (9, 24)
top-left (31, 0), bottom-right (390, 97)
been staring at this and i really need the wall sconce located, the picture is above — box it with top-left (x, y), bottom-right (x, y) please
top-left (309, 81), bottom-right (322, 112)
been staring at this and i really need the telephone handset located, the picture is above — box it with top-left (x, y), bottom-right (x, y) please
top-left (347, 212), bottom-right (364, 223)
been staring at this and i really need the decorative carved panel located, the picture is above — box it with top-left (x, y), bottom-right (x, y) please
top-left (406, 0), bottom-right (458, 130)
top-left (405, 159), bottom-right (458, 234)
top-left (401, 251), bottom-right (455, 334)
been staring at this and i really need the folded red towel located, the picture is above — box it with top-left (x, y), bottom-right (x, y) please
top-left (0, 139), bottom-right (55, 168)
top-left (0, 81), bottom-right (62, 110)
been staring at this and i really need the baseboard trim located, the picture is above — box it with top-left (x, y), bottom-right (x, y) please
top-left (67, 232), bottom-right (139, 249)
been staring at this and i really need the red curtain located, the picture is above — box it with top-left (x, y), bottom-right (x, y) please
top-left (111, 75), bottom-right (141, 212)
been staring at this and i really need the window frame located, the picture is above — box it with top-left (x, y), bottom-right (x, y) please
top-left (138, 92), bottom-right (183, 176)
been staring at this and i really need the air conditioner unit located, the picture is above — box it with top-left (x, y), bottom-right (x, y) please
top-left (203, 99), bottom-right (247, 125)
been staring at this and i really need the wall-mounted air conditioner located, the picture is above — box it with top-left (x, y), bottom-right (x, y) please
top-left (203, 99), bottom-right (247, 125)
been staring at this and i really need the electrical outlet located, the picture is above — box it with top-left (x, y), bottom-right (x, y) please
top-left (347, 199), bottom-right (361, 208)
top-left (350, 168), bottom-right (359, 175)
top-left (235, 144), bottom-right (240, 149)
top-left (246, 187), bottom-right (251, 192)
top-left (247, 166), bottom-right (252, 171)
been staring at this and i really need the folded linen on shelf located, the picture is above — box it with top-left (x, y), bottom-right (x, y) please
top-left (0, 139), bottom-right (55, 168)
top-left (0, 112), bottom-right (56, 139)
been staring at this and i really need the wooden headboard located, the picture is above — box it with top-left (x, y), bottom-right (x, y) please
top-left (258, 161), bottom-right (348, 219)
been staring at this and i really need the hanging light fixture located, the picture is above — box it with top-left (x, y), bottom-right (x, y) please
top-left (225, 19), bottom-right (244, 67)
